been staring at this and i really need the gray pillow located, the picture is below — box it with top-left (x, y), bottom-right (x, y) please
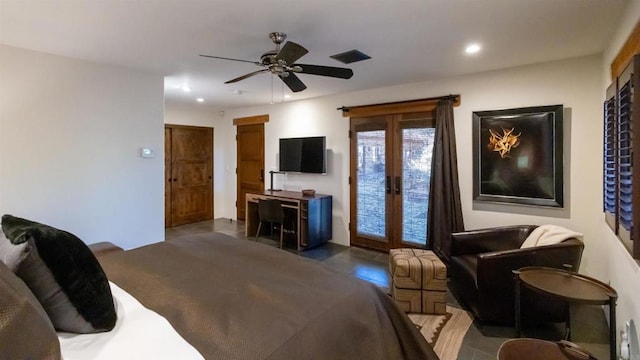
top-left (0, 229), bottom-right (27, 270)
top-left (0, 255), bottom-right (61, 360)
top-left (1, 214), bottom-right (116, 333)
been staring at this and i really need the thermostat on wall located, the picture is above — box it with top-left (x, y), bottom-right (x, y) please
top-left (140, 147), bottom-right (155, 158)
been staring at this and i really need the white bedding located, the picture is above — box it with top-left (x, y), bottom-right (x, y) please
top-left (58, 282), bottom-right (203, 360)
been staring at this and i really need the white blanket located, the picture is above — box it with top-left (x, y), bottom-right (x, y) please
top-left (58, 282), bottom-right (204, 360)
top-left (520, 224), bottom-right (583, 249)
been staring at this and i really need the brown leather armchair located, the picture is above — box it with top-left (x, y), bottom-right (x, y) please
top-left (448, 225), bottom-right (584, 325)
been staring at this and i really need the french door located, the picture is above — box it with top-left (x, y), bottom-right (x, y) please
top-left (349, 112), bottom-right (435, 251)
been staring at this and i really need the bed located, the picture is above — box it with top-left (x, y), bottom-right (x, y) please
top-left (0, 215), bottom-right (438, 360)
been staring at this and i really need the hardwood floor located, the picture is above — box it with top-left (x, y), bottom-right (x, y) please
top-left (166, 219), bottom-right (610, 360)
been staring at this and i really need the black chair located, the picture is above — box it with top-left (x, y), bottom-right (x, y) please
top-left (256, 199), bottom-right (288, 248)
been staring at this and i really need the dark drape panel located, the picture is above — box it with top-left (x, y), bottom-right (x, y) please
top-left (427, 99), bottom-right (464, 264)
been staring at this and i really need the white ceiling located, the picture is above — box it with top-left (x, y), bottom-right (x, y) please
top-left (0, 0), bottom-right (628, 109)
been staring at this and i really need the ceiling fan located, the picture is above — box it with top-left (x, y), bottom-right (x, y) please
top-left (200, 32), bottom-right (354, 93)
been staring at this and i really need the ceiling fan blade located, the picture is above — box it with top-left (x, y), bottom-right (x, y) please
top-left (225, 69), bottom-right (269, 84)
top-left (279, 73), bottom-right (307, 93)
top-left (274, 41), bottom-right (308, 65)
top-left (295, 64), bottom-right (354, 79)
top-left (200, 54), bottom-right (261, 65)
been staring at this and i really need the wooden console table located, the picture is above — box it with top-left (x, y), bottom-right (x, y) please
top-left (245, 190), bottom-right (332, 251)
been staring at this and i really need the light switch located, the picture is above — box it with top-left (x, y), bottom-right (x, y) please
top-left (140, 147), bottom-right (155, 158)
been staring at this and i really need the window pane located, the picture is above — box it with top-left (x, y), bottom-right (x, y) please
top-left (356, 130), bottom-right (386, 237)
top-left (402, 127), bottom-right (435, 245)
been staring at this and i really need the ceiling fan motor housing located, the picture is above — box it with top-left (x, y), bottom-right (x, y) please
top-left (260, 51), bottom-right (277, 65)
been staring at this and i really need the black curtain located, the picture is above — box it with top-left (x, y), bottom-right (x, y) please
top-left (427, 99), bottom-right (464, 264)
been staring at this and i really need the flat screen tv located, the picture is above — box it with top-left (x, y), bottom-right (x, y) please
top-left (279, 136), bottom-right (327, 174)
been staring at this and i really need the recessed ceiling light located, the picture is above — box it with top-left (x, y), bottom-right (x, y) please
top-left (465, 43), bottom-right (481, 55)
top-left (182, 86), bottom-right (191, 92)
top-left (196, 98), bottom-right (204, 103)
top-left (283, 94), bottom-right (291, 99)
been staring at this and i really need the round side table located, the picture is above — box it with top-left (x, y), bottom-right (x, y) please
top-left (513, 266), bottom-right (617, 360)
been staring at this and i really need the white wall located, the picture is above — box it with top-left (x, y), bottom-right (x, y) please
top-left (600, 1), bottom-right (640, 356)
top-left (164, 101), bottom-right (233, 219)
top-left (164, 100), bottom-right (221, 128)
top-left (0, 45), bottom-right (165, 250)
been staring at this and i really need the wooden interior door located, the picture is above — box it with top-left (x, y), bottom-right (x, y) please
top-left (165, 127), bottom-right (172, 227)
top-left (236, 123), bottom-right (265, 220)
top-left (165, 125), bottom-right (214, 227)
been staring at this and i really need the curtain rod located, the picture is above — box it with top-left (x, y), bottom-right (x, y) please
top-left (337, 94), bottom-right (459, 112)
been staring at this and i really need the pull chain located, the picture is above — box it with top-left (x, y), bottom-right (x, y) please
top-left (270, 74), bottom-right (274, 104)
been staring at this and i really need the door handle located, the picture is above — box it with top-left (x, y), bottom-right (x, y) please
top-left (395, 176), bottom-right (401, 194)
top-left (259, 169), bottom-right (264, 182)
top-left (386, 176), bottom-right (391, 194)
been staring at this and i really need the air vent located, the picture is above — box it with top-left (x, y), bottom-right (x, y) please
top-left (330, 50), bottom-right (371, 64)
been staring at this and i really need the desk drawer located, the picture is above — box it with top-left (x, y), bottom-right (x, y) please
top-left (246, 193), bottom-right (262, 202)
top-left (247, 194), bottom-right (299, 207)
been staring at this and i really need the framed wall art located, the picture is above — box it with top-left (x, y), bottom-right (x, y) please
top-left (472, 105), bottom-right (564, 207)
